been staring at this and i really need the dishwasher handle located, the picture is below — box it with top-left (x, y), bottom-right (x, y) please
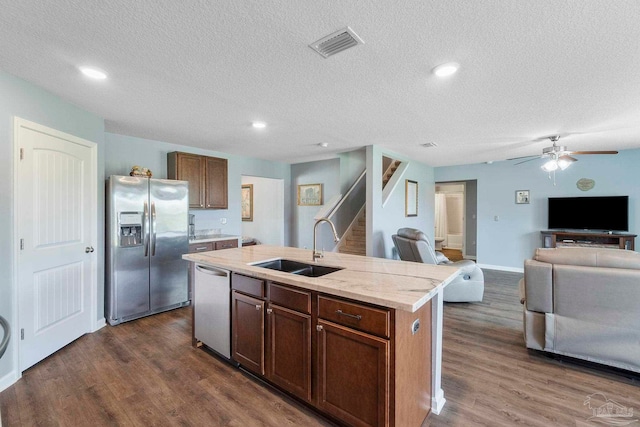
top-left (195, 265), bottom-right (229, 277)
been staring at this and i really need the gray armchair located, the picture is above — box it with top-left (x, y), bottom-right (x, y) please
top-left (392, 228), bottom-right (484, 302)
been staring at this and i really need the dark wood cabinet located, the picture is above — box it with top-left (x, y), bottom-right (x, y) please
top-left (231, 278), bottom-right (312, 401)
top-left (226, 273), bottom-right (432, 427)
top-left (215, 239), bottom-right (238, 250)
top-left (266, 304), bottom-right (312, 401)
top-left (188, 242), bottom-right (214, 253)
top-left (167, 151), bottom-right (228, 209)
top-left (205, 156), bottom-right (228, 209)
top-left (231, 291), bottom-right (265, 375)
top-left (316, 320), bottom-right (389, 427)
top-left (540, 230), bottom-right (636, 250)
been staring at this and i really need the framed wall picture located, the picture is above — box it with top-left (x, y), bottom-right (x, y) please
top-left (298, 183), bottom-right (322, 206)
top-left (405, 180), bottom-right (418, 217)
top-left (241, 184), bottom-right (253, 221)
top-left (515, 190), bottom-right (530, 204)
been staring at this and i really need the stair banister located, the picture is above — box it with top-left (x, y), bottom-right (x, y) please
top-left (326, 169), bottom-right (366, 222)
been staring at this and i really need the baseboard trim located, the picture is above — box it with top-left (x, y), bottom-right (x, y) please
top-left (431, 389), bottom-right (446, 415)
top-left (92, 317), bottom-right (106, 333)
top-left (477, 263), bottom-right (524, 273)
top-left (0, 369), bottom-right (20, 394)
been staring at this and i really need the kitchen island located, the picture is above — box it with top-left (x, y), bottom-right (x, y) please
top-left (183, 245), bottom-right (459, 427)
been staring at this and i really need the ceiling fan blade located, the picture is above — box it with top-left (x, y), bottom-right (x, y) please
top-left (559, 155), bottom-right (578, 162)
top-left (507, 154), bottom-right (541, 161)
top-left (514, 157), bottom-right (543, 165)
top-left (568, 150), bottom-right (618, 155)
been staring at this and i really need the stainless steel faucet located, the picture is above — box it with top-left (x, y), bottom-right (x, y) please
top-left (313, 217), bottom-right (340, 262)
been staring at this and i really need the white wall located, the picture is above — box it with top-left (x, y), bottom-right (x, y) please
top-left (0, 71), bottom-right (105, 388)
top-left (241, 176), bottom-right (284, 245)
top-left (435, 149), bottom-right (640, 271)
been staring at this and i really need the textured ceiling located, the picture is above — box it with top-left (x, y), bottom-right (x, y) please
top-left (1, 0), bottom-right (640, 166)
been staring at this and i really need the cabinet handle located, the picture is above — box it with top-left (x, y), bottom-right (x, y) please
top-left (266, 308), bottom-right (273, 314)
top-left (316, 325), bottom-right (323, 332)
top-left (195, 265), bottom-right (228, 277)
top-left (336, 309), bottom-right (362, 321)
top-left (255, 304), bottom-right (262, 311)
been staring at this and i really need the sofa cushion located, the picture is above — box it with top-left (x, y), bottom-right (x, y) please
top-left (534, 247), bottom-right (640, 270)
top-left (553, 264), bottom-right (640, 328)
top-left (523, 259), bottom-right (553, 313)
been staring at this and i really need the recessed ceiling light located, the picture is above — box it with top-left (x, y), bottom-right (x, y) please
top-left (318, 142), bottom-right (329, 148)
top-left (79, 66), bottom-right (107, 80)
top-left (252, 121), bottom-right (266, 129)
top-left (432, 62), bottom-right (459, 77)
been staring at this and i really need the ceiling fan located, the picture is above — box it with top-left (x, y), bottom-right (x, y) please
top-left (509, 135), bottom-right (618, 172)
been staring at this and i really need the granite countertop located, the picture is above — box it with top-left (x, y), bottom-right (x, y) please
top-left (183, 245), bottom-right (459, 312)
top-left (188, 234), bottom-right (241, 244)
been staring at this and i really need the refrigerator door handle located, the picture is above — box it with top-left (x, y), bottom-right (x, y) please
top-left (143, 201), bottom-right (150, 257)
top-left (151, 201), bottom-right (157, 256)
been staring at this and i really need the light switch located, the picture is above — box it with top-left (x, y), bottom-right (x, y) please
top-left (220, 217), bottom-right (227, 224)
top-left (494, 215), bottom-right (499, 221)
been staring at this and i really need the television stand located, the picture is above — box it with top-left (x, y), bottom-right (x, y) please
top-left (541, 231), bottom-right (636, 250)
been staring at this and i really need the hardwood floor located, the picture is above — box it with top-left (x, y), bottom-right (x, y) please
top-left (439, 248), bottom-right (463, 262)
top-left (1, 270), bottom-right (638, 426)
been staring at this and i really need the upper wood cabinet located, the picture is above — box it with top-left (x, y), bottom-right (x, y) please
top-left (167, 151), bottom-right (228, 209)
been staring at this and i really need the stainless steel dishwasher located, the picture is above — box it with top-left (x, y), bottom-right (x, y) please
top-left (193, 264), bottom-right (231, 359)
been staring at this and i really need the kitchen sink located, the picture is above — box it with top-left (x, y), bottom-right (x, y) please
top-left (252, 258), bottom-right (343, 277)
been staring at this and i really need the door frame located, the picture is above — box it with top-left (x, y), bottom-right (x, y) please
top-left (11, 117), bottom-right (99, 377)
top-left (435, 181), bottom-right (475, 260)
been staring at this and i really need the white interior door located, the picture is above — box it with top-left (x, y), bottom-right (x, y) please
top-left (15, 118), bottom-right (97, 372)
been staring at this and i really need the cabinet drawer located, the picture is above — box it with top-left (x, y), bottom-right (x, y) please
top-left (215, 239), bottom-right (238, 250)
top-left (189, 242), bottom-right (214, 253)
top-left (232, 273), bottom-right (265, 298)
top-left (268, 282), bottom-right (311, 314)
top-left (318, 296), bottom-right (390, 338)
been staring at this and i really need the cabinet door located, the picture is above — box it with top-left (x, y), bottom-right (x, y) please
top-left (175, 153), bottom-right (205, 209)
top-left (205, 156), bottom-right (228, 209)
top-left (188, 242), bottom-right (214, 253)
top-left (266, 304), bottom-right (312, 402)
top-left (231, 291), bottom-right (264, 375)
top-left (317, 320), bottom-right (389, 427)
top-left (215, 239), bottom-right (238, 250)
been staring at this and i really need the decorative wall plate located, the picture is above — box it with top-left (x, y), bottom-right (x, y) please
top-left (576, 178), bottom-right (595, 191)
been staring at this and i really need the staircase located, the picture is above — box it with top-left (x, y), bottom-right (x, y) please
top-left (335, 160), bottom-right (402, 257)
top-left (338, 209), bottom-right (366, 256)
top-left (383, 160), bottom-right (401, 188)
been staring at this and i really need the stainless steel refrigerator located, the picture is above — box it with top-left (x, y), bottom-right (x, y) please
top-left (106, 175), bottom-right (189, 325)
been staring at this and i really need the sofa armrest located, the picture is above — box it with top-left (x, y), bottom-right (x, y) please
top-left (524, 259), bottom-right (553, 313)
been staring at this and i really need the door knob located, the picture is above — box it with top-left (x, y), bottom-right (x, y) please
top-left (85, 246), bottom-right (94, 253)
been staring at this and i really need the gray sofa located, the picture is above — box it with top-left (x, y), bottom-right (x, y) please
top-left (520, 247), bottom-right (640, 373)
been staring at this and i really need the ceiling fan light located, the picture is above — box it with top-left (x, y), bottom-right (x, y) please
top-left (541, 159), bottom-right (558, 172)
top-left (557, 157), bottom-right (575, 170)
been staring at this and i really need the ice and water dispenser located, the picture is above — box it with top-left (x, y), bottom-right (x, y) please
top-left (119, 212), bottom-right (143, 247)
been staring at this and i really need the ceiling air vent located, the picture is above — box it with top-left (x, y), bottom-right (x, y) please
top-left (309, 27), bottom-right (364, 58)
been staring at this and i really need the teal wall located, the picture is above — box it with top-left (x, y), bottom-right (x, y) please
top-left (435, 149), bottom-right (640, 270)
top-left (290, 158), bottom-right (341, 249)
top-left (367, 146), bottom-right (436, 259)
top-left (105, 132), bottom-right (292, 243)
top-left (0, 71), bottom-right (105, 385)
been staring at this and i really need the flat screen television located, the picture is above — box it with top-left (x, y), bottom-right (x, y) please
top-left (548, 196), bottom-right (629, 232)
